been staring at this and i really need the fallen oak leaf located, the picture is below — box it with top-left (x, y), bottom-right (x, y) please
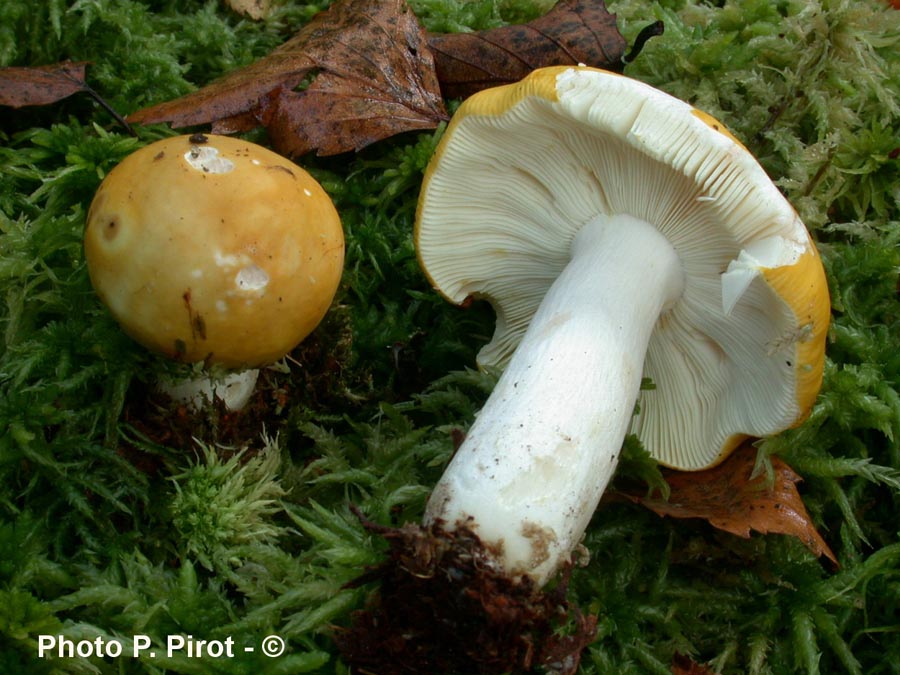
top-left (619, 443), bottom-right (837, 564)
top-left (128, 0), bottom-right (447, 157)
top-left (427, 0), bottom-right (627, 99)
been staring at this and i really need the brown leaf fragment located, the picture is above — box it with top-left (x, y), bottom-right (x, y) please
top-left (620, 443), bottom-right (837, 564)
top-left (224, 0), bottom-right (271, 20)
top-left (427, 0), bottom-right (627, 99)
top-left (0, 60), bottom-right (90, 108)
top-left (672, 652), bottom-right (720, 675)
top-left (128, 0), bottom-right (448, 157)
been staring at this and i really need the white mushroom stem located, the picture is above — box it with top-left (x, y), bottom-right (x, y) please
top-left (424, 213), bottom-right (685, 585)
top-left (159, 369), bottom-right (260, 411)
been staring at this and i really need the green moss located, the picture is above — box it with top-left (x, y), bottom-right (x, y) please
top-left (1, 0), bottom-right (899, 673)
top-left (168, 439), bottom-right (288, 573)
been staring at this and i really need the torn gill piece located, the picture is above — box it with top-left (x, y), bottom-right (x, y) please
top-left (84, 134), bottom-right (345, 410)
top-left (341, 66), bottom-right (830, 674)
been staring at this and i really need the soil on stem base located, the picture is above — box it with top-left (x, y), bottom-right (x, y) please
top-left (336, 505), bottom-right (598, 675)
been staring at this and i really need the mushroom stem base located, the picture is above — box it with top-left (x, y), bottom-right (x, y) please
top-left (158, 368), bottom-right (260, 411)
top-left (336, 511), bottom-right (597, 675)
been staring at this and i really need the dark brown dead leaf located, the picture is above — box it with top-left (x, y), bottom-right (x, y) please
top-left (0, 60), bottom-right (134, 133)
top-left (427, 0), bottom-right (627, 99)
top-left (128, 0), bottom-right (447, 156)
top-left (0, 60), bottom-right (90, 108)
top-left (258, 2), bottom-right (447, 157)
top-left (620, 443), bottom-right (837, 564)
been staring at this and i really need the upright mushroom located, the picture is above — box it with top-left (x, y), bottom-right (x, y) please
top-left (416, 66), bottom-right (830, 585)
top-left (84, 134), bottom-right (344, 409)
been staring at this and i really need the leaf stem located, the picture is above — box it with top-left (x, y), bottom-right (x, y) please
top-left (622, 20), bottom-right (665, 65)
top-left (84, 84), bottom-right (136, 136)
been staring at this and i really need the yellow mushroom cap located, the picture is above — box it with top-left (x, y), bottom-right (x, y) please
top-left (416, 66), bottom-right (830, 470)
top-left (85, 134), bottom-right (344, 368)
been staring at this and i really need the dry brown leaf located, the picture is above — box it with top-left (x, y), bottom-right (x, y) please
top-left (258, 2), bottom-right (447, 157)
top-left (224, 0), bottom-right (271, 20)
top-left (427, 0), bottom-right (627, 99)
top-left (128, 0), bottom-right (447, 156)
top-left (0, 60), bottom-right (90, 108)
top-left (620, 443), bottom-right (837, 564)
top-left (128, 0), bottom-right (630, 156)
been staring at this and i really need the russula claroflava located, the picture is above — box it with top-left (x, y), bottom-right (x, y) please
top-left (415, 66), bottom-right (830, 585)
top-left (85, 134), bottom-right (344, 407)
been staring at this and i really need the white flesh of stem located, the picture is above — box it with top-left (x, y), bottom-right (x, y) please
top-left (423, 213), bottom-right (685, 585)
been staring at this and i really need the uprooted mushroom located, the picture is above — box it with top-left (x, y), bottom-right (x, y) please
top-left (340, 66), bottom-right (830, 674)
